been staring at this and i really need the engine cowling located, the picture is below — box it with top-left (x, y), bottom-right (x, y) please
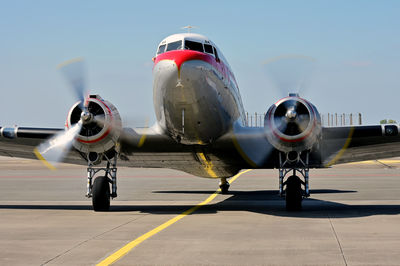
top-left (66, 95), bottom-right (122, 154)
top-left (264, 95), bottom-right (321, 153)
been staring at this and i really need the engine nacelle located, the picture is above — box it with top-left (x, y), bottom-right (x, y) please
top-left (66, 95), bottom-right (122, 154)
top-left (264, 95), bottom-right (321, 153)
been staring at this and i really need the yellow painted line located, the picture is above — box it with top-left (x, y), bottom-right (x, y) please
top-left (376, 159), bottom-right (400, 163)
top-left (197, 152), bottom-right (218, 178)
top-left (378, 159), bottom-right (400, 163)
top-left (325, 127), bottom-right (355, 167)
top-left (137, 119), bottom-right (150, 148)
top-left (137, 134), bottom-right (146, 148)
top-left (97, 169), bottom-right (252, 266)
top-left (346, 159), bottom-right (400, 165)
top-left (33, 148), bottom-right (56, 170)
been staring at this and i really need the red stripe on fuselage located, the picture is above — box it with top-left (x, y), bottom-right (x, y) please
top-left (154, 50), bottom-right (229, 81)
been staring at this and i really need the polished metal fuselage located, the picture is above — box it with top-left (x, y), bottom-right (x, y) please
top-left (153, 56), bottom-right (245, 145)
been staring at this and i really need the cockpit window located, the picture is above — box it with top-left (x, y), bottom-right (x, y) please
top-left (157, 44), bottom-right (166, 55)
top-left (213, 46), bottom-right (220, 61)
top-left (184, 40), bottom-right (204, 52)
top-left (166, 40), bottom-right (182, 51)
top-left (204, 44), bottom-right (213, 54)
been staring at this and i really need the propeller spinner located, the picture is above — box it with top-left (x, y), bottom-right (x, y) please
top-left (264, 94), bottom-right (321, 153)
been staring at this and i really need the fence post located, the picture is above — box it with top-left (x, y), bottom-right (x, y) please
top-left (321, 113), bottom-right (324, 126)
top-left (263, 113), bottom-right (266, 127)
top-left (335, 113), bottom-right (338, 126)
top-left (358, 113), bottom-right (362, 125)
top-left (328, 113), bottom-right (330, 126)
top-left (350, 113), bottom-right (353, 125)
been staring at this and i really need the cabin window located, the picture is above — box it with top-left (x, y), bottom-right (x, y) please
top-left (166, 40), bottom-right (182, 51)
top-left (184, 40), bottom-right (204, 52)
top-left (157, 44), bottom-right (166, 55)
top-left (204, 44), bottom-right (213, 54)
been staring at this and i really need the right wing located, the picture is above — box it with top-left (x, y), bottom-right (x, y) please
top-left (0, 126), bottom-right (245, 178)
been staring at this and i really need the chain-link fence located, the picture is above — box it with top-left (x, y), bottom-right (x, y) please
top-left (321, 113), bottom-right (362, 127)
top-left (245, 112), bottom-right (363, 127)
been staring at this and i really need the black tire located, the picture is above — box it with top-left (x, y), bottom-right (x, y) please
top-left (92, 176), bottom-right (110, 211)
top-left (220, 183), bottom-right (230, 194)
top-left (285, 175), bottom-right (303, 211)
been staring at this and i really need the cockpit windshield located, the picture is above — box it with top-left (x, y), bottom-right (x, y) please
top-left (157, 44), bottom-right (166, 55)
top-left (184, 40), bottom-right (203, 52)
top-left (156, 36), bottom-right (223, 60)
top-left (166, 40), bottom-right (182, 52)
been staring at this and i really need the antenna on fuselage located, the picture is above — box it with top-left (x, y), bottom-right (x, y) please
top-left (181, 25), bottom-right (198, 33)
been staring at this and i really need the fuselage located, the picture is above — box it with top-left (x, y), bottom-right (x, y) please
top-left (153, 33), bottom-right (245, 145)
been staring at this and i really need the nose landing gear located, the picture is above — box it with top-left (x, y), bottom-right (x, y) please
top-left (278, 151), bottom-right (310, 211)
top-left (86, 154), bottom-right (118, 211)
top-left (91, 176), bottom-right (111, 211)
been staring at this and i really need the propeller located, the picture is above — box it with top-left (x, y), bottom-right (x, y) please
top-left (262, 54), bottom-right (316, 97)
top-left (57, 57), bottom-right (88, 109)
top-left (34, 122), bottom-right (82, 169)
top-left (34, 58), bottom-right (150, 169)
top-left (34, 58), bottom-right (89, 169)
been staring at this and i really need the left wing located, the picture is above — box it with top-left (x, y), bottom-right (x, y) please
top-left (321, 124), bottom-right (400, 166)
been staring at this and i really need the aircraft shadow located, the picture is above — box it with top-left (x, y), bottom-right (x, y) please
top-left (152, 189), bottom-right (357, 195)
top-left (1, 189), bottom-right (400, 218)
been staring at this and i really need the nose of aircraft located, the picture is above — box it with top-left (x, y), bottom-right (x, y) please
top-left (154, 50), bottom-right (211, 71)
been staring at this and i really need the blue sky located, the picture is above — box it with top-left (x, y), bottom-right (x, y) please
top-left (1, 0), bottom-right (399, 126)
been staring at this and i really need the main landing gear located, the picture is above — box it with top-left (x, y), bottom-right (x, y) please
top-left (86, 154), bottom-right (118, 211)
top-left (278, 151), bottom-right (310, 211)
top-left (219, 177), bottom-right (230, 194)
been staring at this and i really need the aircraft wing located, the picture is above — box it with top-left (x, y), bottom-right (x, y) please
top-left (2, 124), bottom-right (400, 177)
top-left (0, 127), bottom-right (88, 166)
top-left (321, 124), bottom-right (400, 166)
top-left (213, 123), bottom-right (400, 169)
top-left (0, 126), bottom-right (244, 178)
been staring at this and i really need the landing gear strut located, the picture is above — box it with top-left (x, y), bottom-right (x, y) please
top-left (278, 151), bottom-right (310, 211)
top-left (219, 177), bottom-right (230, 194)
top-left (86, 154), bottom-right (118, 211)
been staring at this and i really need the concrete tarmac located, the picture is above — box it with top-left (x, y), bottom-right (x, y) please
top-left (1, 156), bottom-right (400, 265)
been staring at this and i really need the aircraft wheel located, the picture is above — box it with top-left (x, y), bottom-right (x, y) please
top-left (285, 175), bottom-right (303, 211)
top-left (219, 182), bottom-right (230, 194)
top-left (92, 176), bottom-right (110, 211)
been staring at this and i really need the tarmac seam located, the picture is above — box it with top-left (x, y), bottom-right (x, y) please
top-left (40, 214), bottom-right (150, 265)
top-left (375, 160), bottom-right (394, 169)
top-left (328, 214), bottom-right (348, 266)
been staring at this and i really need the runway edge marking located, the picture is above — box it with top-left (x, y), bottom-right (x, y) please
top-left (97, 169), bottom-right (252, 266)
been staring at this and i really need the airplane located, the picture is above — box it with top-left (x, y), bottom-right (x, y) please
top-left (1, 32), bottom-right (400, 211)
